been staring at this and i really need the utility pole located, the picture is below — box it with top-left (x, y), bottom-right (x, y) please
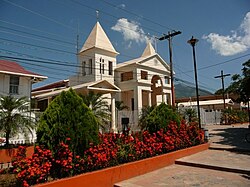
top-left (158, 31), bottom-right (181, 107)
top-left (214, 70), bottom-right (230, 110)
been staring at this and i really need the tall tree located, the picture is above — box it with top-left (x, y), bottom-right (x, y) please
top-left (80, 92), bottom-right (111, 130)
top-left (226, 59), bottom-right (250, 103)
top-left (226, 59), bottom-right (250, 124)
top-left (37, 89), bottom-right (99, 156)
top-left (0, 95), bottom-right (35, 147)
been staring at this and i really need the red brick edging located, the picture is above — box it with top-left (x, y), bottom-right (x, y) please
top-left (0, 146), bottom-right (34, 163)
top-left (36, 143), bottom-right (209, 187)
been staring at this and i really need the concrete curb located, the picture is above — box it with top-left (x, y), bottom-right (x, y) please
top-left (175, 160), bottom-right (250, 175)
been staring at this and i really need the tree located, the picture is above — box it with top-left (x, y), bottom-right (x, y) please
top-left (214, 88), bottom-right (224, 95)
top-left (184, 108), bottom-right (197, 123)
top-left (138, 105), bottom-right (155, 130)
top-left (143, 103), bottom-right (181, 133)
top-left (0, 95), bottom-right (35, 147)
top-left (115, 101), bottom-right (129, 111)
top-left (226, 60), bottom-right (250, 103)
top-left (226, 59), bottom-right (250, 124)
top-left (80, 92), bottom-right (111, 130)
top-left (37, 89), bottom-right (99, 156)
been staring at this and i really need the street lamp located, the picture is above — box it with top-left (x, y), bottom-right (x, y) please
top-left (187, 36), bottom-right (201, 129)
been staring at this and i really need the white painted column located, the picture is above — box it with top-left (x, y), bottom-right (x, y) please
top-left (111, 93), bottom-right (117, 132)
top-left (148, 91), bottom-right (151, 106)
top-left (135, 86), bottom-right (142, 111)
top-left (162, 92), bottom-right (166, 103)
top-left (134, 86), bottom-right (142, 125)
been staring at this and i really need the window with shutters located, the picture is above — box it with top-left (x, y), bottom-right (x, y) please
top-left (9, 76), bottom-right (19, 94)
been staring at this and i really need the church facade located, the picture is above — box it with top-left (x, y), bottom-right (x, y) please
top-left (32, 22), bottom-right (172, 132)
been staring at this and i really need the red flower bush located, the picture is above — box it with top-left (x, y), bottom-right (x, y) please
top-left (50, 141), bottom-right (74, 178)
top-left (12, 146), bottom-right (53, 187)
top-left (12, 120), bottom-right (204, 186)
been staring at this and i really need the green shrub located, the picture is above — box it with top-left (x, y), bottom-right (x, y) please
top-left (221, 108), bottom-right (248, 124)
top-left (144, 103), bottom-right (181, 133)
top-left (36, 89), bottom-right (99, 156)
top-left (139, 105), bottom-right (155, 130)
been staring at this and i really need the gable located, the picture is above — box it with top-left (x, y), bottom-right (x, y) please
top-left (139, 55), bottom-right (170, 72)
top-left (88, 80), bottom-right (120, 92)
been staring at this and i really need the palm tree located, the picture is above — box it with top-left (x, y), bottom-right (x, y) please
top-left (184, 108), bottom-right (197, 123)
top-left (80, 92), bottom-right (111, 130)
top-left (115, 101), bottom-right (129, 111)
top-left (0, 95), bottom-right (35, 147)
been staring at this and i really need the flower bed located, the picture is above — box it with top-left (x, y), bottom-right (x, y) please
top-left (0, 146), bottom-right (34, 163)
top-left (2, 121), bottom-right (205, 187)
top-left (36, 143), bottom-right (209, 187)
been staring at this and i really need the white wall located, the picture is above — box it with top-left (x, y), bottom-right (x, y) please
top-left (72, 49), bottom-right (117, 86)
top-left (0, 74), bottom-right (31, 99)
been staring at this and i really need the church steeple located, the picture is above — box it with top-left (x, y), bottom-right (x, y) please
top-left (141, 41), bottom-right (156, 57)
top-left (79, 21), bottom-right (118, 55)
top-left (70, 21), bottom-right (118, 86)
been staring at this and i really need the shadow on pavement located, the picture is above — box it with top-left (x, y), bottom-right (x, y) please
top-left (209, 125), bottom-right (250, 153)
top-left (241, 174), bottom-right (250, 180)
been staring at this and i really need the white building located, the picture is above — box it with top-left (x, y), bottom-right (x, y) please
top-left (32, 22), bottom-right (172, 132)
top-left (0, 60), bottom-right (47, 144)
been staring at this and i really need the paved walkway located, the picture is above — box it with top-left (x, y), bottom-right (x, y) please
top-left (206, 123), bottom-right (250, 151)
top-left (115, 124), bottom-right (250, 187)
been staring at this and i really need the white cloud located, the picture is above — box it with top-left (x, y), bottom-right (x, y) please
top-left (203, 12), bottom-right (250, 56)
top-left (117, 4), bottom-right (126, 9)
top-left (111, 18), bottom-right (148, 44)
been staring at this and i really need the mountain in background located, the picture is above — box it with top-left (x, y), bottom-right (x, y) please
top-left (175, 83), bottom-right (213, 99)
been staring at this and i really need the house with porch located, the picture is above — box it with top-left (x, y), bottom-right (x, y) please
top-left (0, 60), bottom-right (47, 144)
top-left (32, 21), bottom-right (172, 132)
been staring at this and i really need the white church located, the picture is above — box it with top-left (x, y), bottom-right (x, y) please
top-left (32, 21), bottom-right (172, 132)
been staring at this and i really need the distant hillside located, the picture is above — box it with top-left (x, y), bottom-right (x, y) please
top-left (175, 83), bottom-right (213, 99)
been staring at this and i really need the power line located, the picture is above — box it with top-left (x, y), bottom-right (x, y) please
top-left (0, 30), bottom-right (75, 49)
top-left (0, 48), bottom-right (76, 65)
top-left (0, 37), bottom-right (76, 55)
top-left (99, 0), bottom-right (176, 31)
top-left (0, 26), bottom-right (76, 46)
top-left (0, 53), bottom-right (214, 94)
top-left (0, 53), bottom-right (216, 94)
top-left (183, 53), bottom-right (250, 73)
top-left (3, 0), bottom-right (77, 32)
top-left (69, 0), bottom-right (164, 36)
top-left (0, 19), bottom-right (75, 41)
top-left (0, 23), bottom-right (141, 60)
top-left (0, 36), bottom-right (141, 64)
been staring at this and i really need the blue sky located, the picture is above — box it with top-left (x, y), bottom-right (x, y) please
top-left (0, 0), bottom-right (250, 93)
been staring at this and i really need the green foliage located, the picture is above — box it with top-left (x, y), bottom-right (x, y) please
top-left (139, 105), bottom-right (155, 130)
top-left (221, 108), bottom-right (248, 124)
top-left (37, 89), bottom-right (99, 156)
top-left (115, 101), bottom-right (129, 111)
top-left (143, 103), bottom-right (181, 133)
top-left (80, 92), bottom-right (111, 131)
top-left (0, 95), bottom-right (35, 147)
top-left (226, 59), bottom-right (250, 103)
top-left (184, 108), bottom-right (198, 123)
top-left (214, 88), bottom-right (224, 95)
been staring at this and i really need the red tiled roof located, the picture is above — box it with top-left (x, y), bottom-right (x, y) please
top-left (0, 60), bottom-right (46, 78)
top-left (32, 79), bottom-right (69, 92)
